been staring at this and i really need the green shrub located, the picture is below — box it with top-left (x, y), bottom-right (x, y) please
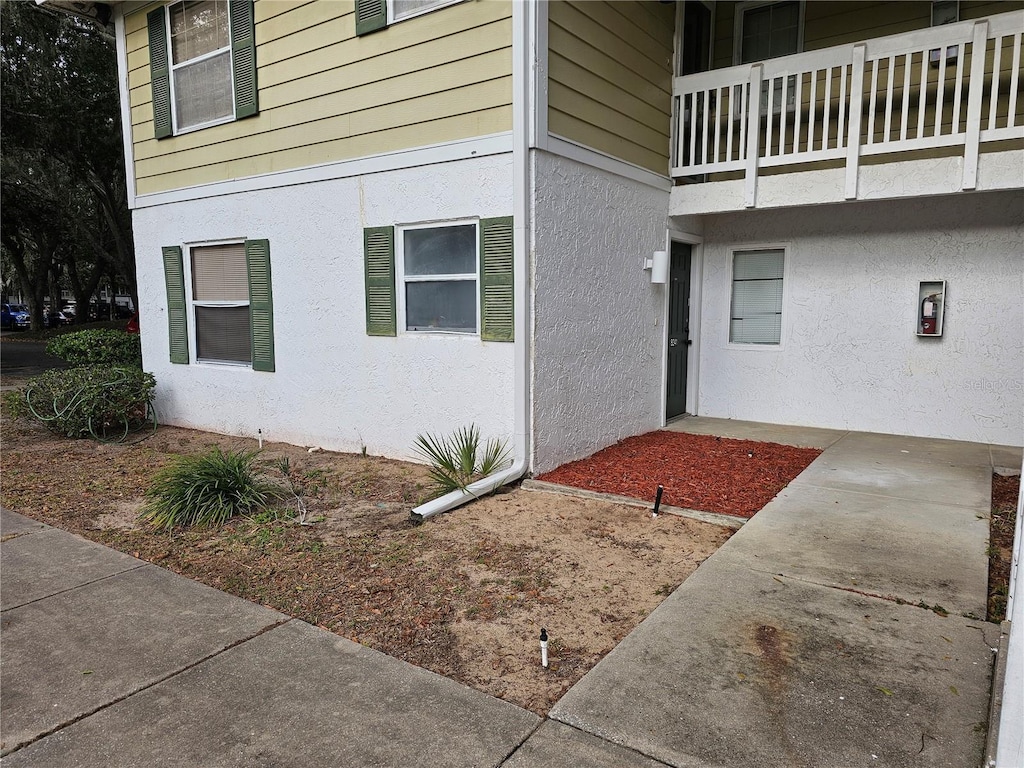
top-left (25, 366), bottom-right (156, 441)
top-left (412, 424), bottom-right (511, 497)
top-left (141, 448), bottom-right (277, 530)
top-left (47, 329), bottom-right (142, 368)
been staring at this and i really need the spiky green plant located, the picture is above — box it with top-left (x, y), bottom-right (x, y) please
top-left (141, 448), bottom-right (275, 530)
top-left (412, 424), bottom-right (511, 497)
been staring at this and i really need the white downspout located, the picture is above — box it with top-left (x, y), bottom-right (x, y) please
top-left (411, 0), bottom-right (533, 522)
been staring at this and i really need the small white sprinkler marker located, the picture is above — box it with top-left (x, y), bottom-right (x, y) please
top-left (258, 429), bottom-right (263, 449)
top-left (540, 627), bottom-right (549, 668)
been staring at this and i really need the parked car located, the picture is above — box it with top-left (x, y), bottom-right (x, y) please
top-left (1, 303), bottom-right (30, 330)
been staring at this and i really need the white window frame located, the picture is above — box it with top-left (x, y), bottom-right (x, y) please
top-left (388, 0), bottom-right (461, 25)
top-left (165, 0), bottom-right (236, 136)
top-left (726, 244), bottom-right (789, 350)
top-left (395, 219), bottom-right (479, 336)
top-left (732, 0), bottom-right (805, 65)
top-left (183, 238), bottom-right (251, 367)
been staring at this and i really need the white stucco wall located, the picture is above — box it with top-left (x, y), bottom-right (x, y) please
top-left (133, 154), bottom-right (516, 460)
top-left (694, 190), bottom-right (1024, 446)
top-left (531, 151), bottom-right (671, 473)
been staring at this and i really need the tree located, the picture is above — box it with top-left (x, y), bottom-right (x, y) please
top-left (0, 0), bottom-right (135, 328)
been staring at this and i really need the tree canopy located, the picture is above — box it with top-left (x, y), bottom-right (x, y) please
top-left (1, 0), bottom-right (135, 328)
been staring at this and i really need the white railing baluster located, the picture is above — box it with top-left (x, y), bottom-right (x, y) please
top-left (823, 66), bottom-right (833, 149)
top-left (900, 52), bottom-right (912, 140)
top-left (726, 87), bottom-right (735, 161)
top-left (952, 47), bottom-right (965, 133)
top-left (780, 75), bottom-right (790, 155)
top-left (884, 55), bottom-right (896, 142)
top-left (838, 63), bottom-right (848, 149)
top-left (739, 83), bottom-right (748, 165)
top-left (716, 85), bottom-right (724, 163)
top-left (935, 47), bottom-right (947, 137)
top-left (868, 58), bottom-right (879, 145)
top-left (808, 69), bottom-right (818, 151)
top-left (766, 77), bottom-right (776, 157)
top-left (701, 90), bottom-right (711, 165)
top-left (917, 47), bottom-right (928, 139)
top-left (1008, 33), bottom-right (1021, 129)
top-left (989, 35), bottom-right (1004, 129)
top-left (793, 72), bottom-right (803, 153)
top-left (688, 93), bottom-right (698, 170)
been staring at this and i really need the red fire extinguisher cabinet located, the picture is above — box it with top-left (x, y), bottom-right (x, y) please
top-left (917, 280), bottom-right (946, 337)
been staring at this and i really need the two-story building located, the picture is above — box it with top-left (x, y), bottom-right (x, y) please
top-left (75, 0), bottom-right (1021, 478)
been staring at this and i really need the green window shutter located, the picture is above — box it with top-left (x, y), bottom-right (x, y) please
top-left (147, 8), bottom-right (172, 139)
top-left (229, 0), bottom-right (259, 120)
top-left (364, 226), bottom-right (396, 336)
top-left (245, 239), bottom-right (275, 372)
top-left (162, 246), bottom-right (188, 364)
top-left (355, 0), bottom-right (388, 35)
top-left (479, 217), bottom-right (514, 342)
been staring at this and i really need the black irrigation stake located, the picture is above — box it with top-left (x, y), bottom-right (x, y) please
top-left (652, 484), bottom-right (664, 517)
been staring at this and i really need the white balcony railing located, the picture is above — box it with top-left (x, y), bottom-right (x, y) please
top-left (671, 11), bottom-right (1024, 207)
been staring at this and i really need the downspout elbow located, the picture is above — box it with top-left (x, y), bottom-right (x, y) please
top-left (409, 456), bottom-right (528, 522)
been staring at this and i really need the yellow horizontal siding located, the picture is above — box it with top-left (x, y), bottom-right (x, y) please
top-left (135, 76), bottom-right (512, 174)
top-left (127, 0), bottom-right (513, 195)
top-left (135, 106), bottom-right (511, 195)
top-left (547, 1), bottom-right (673, 175)
top-left (961, 1), bottom-right (1024, 20)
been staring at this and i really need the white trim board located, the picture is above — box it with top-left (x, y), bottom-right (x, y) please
top-left (545, 135), bottom-right (673, 192)
top-left (132, 132), bottom-right (515, 210)
top-left (113, 6), bottom-right (138, 210)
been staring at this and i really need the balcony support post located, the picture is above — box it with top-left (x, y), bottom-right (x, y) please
top-left (845, 44), bottom-right (866, 200)
top-left (963, 20), bottom-right (989, 190)
top-left (744, 64), bottom-right (763, 208)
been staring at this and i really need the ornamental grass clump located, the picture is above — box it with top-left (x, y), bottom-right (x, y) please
top-left (412, 424), bottom-right (511, 497)
top-left (142, 448), bottom-right (276, 530)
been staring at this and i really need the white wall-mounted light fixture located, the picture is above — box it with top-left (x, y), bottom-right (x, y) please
top-left (644, 250), bottom-right (669, 284)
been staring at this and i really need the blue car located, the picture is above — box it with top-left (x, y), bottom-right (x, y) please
top-left (1, 303), bottom-right (30, 330)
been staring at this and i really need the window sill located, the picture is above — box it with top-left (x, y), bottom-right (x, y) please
top-left (173, 114), bottom-right (235, 137)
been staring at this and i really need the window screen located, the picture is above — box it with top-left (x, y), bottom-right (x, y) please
top-left (168, 0), bottom-right (233, 130)
top-left (740, 1), bottom-right (801, 63)
top-left (730, 249), bottom-right (784, 344)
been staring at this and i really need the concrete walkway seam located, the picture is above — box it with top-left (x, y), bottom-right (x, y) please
top-left (0, 617), bottom-right (293, 759)
top-left (0, 562), bottom-right (150, 614)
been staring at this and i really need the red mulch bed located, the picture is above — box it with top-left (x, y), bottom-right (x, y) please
top-left (537, 431), bottom-right (822, 518)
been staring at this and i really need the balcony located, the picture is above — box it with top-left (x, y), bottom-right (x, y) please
top-left (670, 11), bottom-right (1024, 215)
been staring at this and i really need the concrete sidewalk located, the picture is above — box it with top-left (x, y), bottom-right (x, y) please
top-left (2, 423), bottom-right (1019, 767)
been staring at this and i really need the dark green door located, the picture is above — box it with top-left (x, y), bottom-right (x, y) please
top-left (666, 243), bottom-right (692, 420)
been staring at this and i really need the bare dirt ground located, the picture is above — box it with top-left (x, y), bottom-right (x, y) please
top-left (0, 397), bottom-right (733, 714)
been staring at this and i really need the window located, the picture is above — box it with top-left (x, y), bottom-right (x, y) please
top-left (736, 1), bottom-right (802, 64)
top-left (356, 0), bottom-right (460, 35)
top-left (730, 249), bottom-right (784, 345)
top-left (162, 239), bottom-right (275, 370)
top-left (363, 218), bottom-right (514, 341)
top-left (147, 1), bottom-right (258, 139)
top-left (399, 223), bottom-right (478, 333)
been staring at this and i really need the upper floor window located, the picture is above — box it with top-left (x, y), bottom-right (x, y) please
top-left (169, 1), bottom-right (233, 131)
top-left (356, 0), bottom-right (461, 36)
top-left (735, 1), bottom-right (803, 64)
top-left (147, 0), bottom-right (258, 139)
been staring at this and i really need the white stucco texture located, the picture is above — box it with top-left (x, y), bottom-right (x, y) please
top-left (531, 151), bottom-right (671, 473)
top-left (133, 154), bottom-right (516, 460)
top-left (694, 190), bottom-right (1024, 446)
